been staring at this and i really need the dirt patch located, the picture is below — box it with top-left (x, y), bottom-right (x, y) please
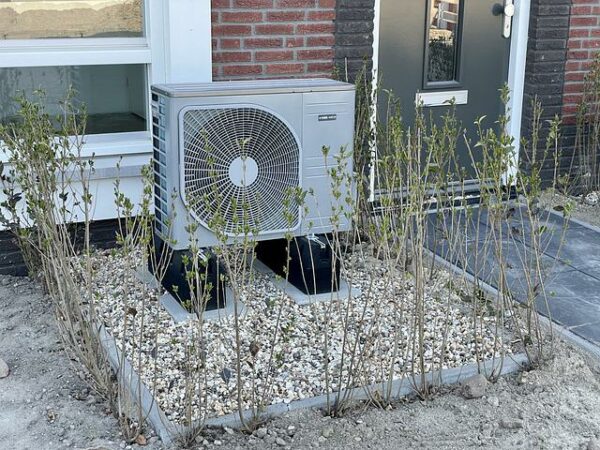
top-left (0, 275), bottom-right (163, 450)
top-left (2, 274), bottom-right (600, 449)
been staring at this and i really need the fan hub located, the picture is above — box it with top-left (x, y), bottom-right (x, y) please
top-left (228, 156), bottom-right (259, 187)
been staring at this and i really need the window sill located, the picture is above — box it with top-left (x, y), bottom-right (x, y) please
top-left (82, 131), bottom-right (152, 158)
top-left (0, 131), bottom-right (152, 164)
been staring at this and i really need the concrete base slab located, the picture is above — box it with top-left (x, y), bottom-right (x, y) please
top-left (136, 267), bottom-right (246, 323)
top-left (135, 266), bottom-right (160, 289)
top-left (253, 259), bottom-right (361, 305)
top-left (158, 289), bottom-right (246, 323)
top-left (159, 292), bottom-right (196, 323)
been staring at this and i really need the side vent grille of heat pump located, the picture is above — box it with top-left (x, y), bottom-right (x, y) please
top-left (152, 94), bottom-right (169, 236)
top-left (180, 106), bottom-right (301, 236)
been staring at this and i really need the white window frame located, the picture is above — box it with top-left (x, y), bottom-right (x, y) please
top-left (0, 0), bottom-right (212, 221)
top-left (0, 0), bottom-right (213, 159)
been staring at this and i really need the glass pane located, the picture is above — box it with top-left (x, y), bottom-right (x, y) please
top-left (0, 64), bottom-right (147, 135)
top-left (0, 0), bottom-right (143, 39)
top-left (426, 0), bottom-right (461, 83)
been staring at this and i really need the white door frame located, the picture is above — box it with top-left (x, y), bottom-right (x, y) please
top-left (370, 0), bottom-right (531, 197)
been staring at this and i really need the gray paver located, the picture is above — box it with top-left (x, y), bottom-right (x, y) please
top-left (426, 206), bottom-right (600, 347)
top-left (570, 322), bottom-right (600, 345)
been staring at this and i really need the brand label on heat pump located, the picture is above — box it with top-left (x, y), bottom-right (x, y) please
top-left (318, 114), bottom-right (337, 122)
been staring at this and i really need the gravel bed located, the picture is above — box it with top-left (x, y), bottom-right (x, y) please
top-left (89, 250), bottom-right (514, 425)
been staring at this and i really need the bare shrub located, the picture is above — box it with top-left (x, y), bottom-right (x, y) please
top-left (0, 92), bottom-right (115, 409)
top-left (0, 76), bottom-right (574, 446)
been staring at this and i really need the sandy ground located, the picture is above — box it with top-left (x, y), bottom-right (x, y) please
top-left (2, 274), bottom-right (600, 449)
top-left (0, 275), bottom-right (164, 450)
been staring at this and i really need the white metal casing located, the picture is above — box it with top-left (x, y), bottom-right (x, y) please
top-left (151, 79), bottom-right (356, 250)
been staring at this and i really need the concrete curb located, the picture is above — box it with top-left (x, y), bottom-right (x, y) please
top-left (98, 317), bottom-right (528, 443)
top-left (97, 325), bottom-right (183, 445)
top-left (203, 352), bottom-right (529, 430)
top-left (136, 267), bottom-right (248, 323)
top-left (253, 259), bottom-right (361, 306)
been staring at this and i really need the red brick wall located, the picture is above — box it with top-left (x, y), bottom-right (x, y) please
top-left (562, 0), bottom-right (600, 124)
top-left (211, 0), bottom-right (336, 80)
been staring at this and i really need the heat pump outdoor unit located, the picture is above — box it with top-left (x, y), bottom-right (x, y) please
top-left (150, 79), bottom-right (356, 308)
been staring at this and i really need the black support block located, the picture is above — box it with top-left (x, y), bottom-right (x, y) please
top-left (256, 235), bottom-right (340, 295)
top-left (150, 234), bottom-right (226, 312)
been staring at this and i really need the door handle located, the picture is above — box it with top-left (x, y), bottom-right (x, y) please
top-left (502, 0), bottom-right (515, 38)
top-left (493, 0), bottom-right (515, 39)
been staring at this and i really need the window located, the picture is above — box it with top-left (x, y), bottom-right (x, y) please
top-left (0, 64), bottom-right (147, 135)
top-left (0, 1), bottom-right (213, 146)
top-left (0, 0), bottom-right (143, 40)
top-left (425, 0), bottom-right (463, 86)
top-left (0, 0), bottom-right (212, 221)
top-left (0, 0), bottom-right (152, 144)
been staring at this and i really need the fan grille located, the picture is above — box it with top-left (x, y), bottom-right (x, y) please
top-left (181, 106), bottom-right (301, 236)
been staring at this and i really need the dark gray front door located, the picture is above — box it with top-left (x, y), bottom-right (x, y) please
top-left (378, 0), bottom-right (513, 181)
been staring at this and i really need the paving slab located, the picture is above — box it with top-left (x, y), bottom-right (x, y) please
top-left (535, 295), bottom-right (600, 330)
top-left (426, 206), bottom-right (600, 349)
top-left (541, 269), bottom-right (600, 303)
top-left (426, 207), bottom-right (489, 244)
top-left (536, 224), bottom-right (600, 279)
top-left (569, 322), bottom-right (600, 345)
top-left (427, 214), bottom-right (575, 297)
top-left (476, 205), bottom-right (600, 279)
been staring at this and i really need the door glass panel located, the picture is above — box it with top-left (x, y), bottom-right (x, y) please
top-left (0, 64), bottom-right (147, 135)
top-left (426, 0), bottom-right (462, 84)
top-left (0, 0), bottom-right (143, 40)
